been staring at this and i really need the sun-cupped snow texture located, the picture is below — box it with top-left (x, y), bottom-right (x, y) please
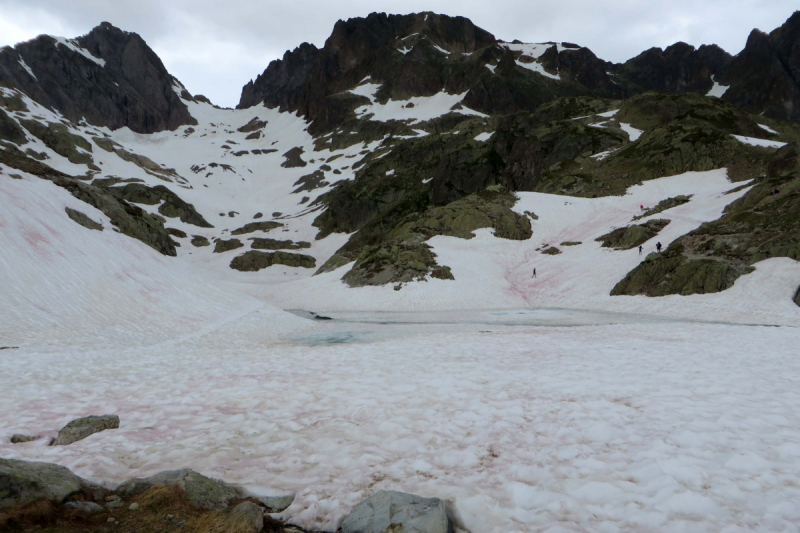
top-left (1, 319), bottom-right (799, 532)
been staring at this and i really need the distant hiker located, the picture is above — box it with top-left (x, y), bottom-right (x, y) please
top-left (532, 268), bottom-right (537, 278)
top-left (656, 242), bottom-right (662, 253)
top-left (638, 245), bottom-right (643, 255)
top-left (640, 204), bottom-right (644, 211)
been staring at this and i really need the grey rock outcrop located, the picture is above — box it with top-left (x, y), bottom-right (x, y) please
top-left (64, 501), bottom-right (104, 513)
top-left (65, 207), bottom-right (103, 231)
top-left (10, 434), bottom-right (38, 443)
top-left (115, 469), bottom-right (241, 510)
top-left (52, 414), bottom-right (119, 446)
top-left (341, 490), bottom-right (454, 533)
top-left (0, 458), bottom-right (106, 510)
top-left (259, 494), bottom-right (295, 513)
top-left (218, 501), bottom-right (264, 533)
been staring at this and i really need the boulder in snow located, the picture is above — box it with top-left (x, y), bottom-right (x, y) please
top-left (52, 414), bottom-right (119, 445)
top-left (340, 490), bottom-right (454, 533)
top-left (115, 469), bottom-right (241, 510)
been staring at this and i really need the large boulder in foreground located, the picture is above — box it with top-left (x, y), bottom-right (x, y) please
top-left (52, 414), bottom-right (119, 446)
top-left (341, 490), bottom-right (454, 533)
top-left (115, 469), bottom-right (240, 510)
top-left (0, 458), bottom-right (105, 510)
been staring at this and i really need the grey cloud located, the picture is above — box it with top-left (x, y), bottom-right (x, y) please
top-left (1, 0), bottom-right (796, 107)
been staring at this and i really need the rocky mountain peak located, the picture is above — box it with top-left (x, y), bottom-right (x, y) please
top-left (0, 22), bottom-right (196, 133)
top-left (722, 11), bottom-right (800, 122)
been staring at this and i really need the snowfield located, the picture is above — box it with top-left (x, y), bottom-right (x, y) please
top-left (2, 93), bottom-right (800, 532)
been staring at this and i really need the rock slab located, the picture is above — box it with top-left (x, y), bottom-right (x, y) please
top-left (0, 458), bottom-right (105, 510)
top-left (115, 469), bottom-right (240, 510)
top-left (53, 414), bottom-right (120, 445)
top-left (341, 490), bottom-right (454, 533)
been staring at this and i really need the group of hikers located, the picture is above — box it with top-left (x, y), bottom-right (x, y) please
top-left (531, 205), bottom-right (665, 278)
top-left (638, 242), bottom-right (662, 255)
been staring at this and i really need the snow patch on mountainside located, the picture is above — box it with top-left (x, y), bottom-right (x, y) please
top-left (707, 76), bottom-right (729, 98)
top-left (732, 135), bottom-right (787, 148)
top-left (52, 36), bottom-right (106, 67)
top-left (353, 90), bottom-right (486, 123)
top-left (17, 57), bottom-right (36, 79)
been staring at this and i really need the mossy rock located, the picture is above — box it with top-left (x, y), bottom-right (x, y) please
top-left (65, 207), bottom-right (103, 231)
top-left (611, 247), bottom-right (743, 296)
top-left (191, 235), bottom-right (210, 247)
top-left (341, 241), bottom-right (452, 287)
top-left (249, 238), bottom-right (311, 250)
top-left (107, 183), bottom-right (213, 228)
top-left (541, 246), bottom-right (561, 255)
top-left (230, 250), bottom-right (316, 271)
top-left (795, 286), bottom-right (800, 307)
top-left (230, 221), bottom-right (283, 235)
top-left (213, 239), bottom-right (243, 253)
top-left (166, 227), bottom-right (187, 238)
top-left (561, 241), bottom-right (581, 246)
top-left (596, 219), bottom-right (670, 249)
top-left (20, 120), bottom-right (93, 165)
top-left (633, 195), bottom-right (692, 220)
top-left (0, 148), bottom-right (177, 257)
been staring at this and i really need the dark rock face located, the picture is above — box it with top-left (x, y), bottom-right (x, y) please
top-left (238, 12), bottom-right (495, 118)
top-left (722, 11), bottom-right (800, 123)
top-left (0, 22), bottom-right (197, 133)
top-left (615, 42), bottom-right (731, 94)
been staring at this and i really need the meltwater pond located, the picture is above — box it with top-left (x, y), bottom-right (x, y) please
top-left (284, 307), bottom-right (777, 346)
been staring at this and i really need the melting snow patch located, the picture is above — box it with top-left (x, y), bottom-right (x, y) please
top-left (707, 76), bottom-right (729, 98)
top-left (386, 169), bottom-right (395, 176)
top-left (432, 44), bottom-right (450, 55)
top-left (732, 135), bottom-right (787, 149)
top-left (474, 132), bottom-right (493, 142)
top-left (591, 150), bottom-right (615, 161)
top-left (52, 37), bottom-right (106, 67)
top-left (354, 91), bottom-right (486, 124)
top-left (18, 58), bottom-right (36, 80)
top-left (422, 177), bottom-right (433, 183)
top-left (597, 109), bottom-right (619, 118)
top-left (758, 124), bottom-right (779, 135)
top-left (620, 123), bottom-right (644, 142)
top-left (485, 64), bottom-right (497, 74)
top-left (516, 60), bottom-right (560, 80)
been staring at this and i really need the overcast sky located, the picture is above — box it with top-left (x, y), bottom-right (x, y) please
top-left (0, 1), bottom-right (796, 107)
